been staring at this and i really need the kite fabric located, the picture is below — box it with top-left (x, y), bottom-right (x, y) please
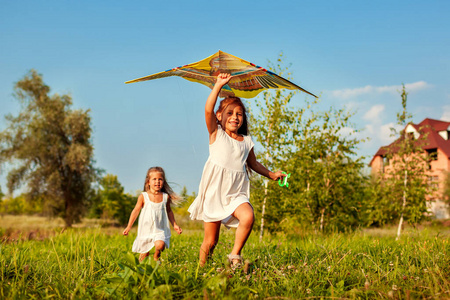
top-left (125, 50), bottom-right (317, 99)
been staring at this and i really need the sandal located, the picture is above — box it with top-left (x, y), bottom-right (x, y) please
top-left (227, 254), bottom-right (243, 269)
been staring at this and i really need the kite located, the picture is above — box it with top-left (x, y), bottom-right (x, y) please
top-left (125, 50), bottom-right (317, 99)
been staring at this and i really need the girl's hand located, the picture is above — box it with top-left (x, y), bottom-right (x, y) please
top-left (215, 73), bottom-right (232, 88)
top-left (270, 170), bottom-right (286, 181)
top-left (123, 227), bottom-right (131, 236)
top-left (174, 224), bottom-right (183, 234)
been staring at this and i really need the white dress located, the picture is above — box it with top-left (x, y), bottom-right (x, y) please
top-left (188, 125), bottom-right (254, 228)
top-left (132, 192), bottom-right (171, 253)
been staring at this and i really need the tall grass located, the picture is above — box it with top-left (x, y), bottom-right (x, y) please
top-left (0, 217), bottom-right (449, 299)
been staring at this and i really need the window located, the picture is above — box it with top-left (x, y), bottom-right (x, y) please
top-left (428, 176), bottom-right (439, 189)
top-left (426, 148), bottom-right (438, 170)
top-left (426, 148), bottom-right (438, 161)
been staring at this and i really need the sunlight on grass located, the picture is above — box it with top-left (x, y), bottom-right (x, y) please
top-left (1, 215), bottom-right (449, 299)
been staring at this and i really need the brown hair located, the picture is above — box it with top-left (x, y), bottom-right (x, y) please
top-left (143, 166), bottom-right (183, 206)
top-left (216, 96), bottom-right (249, 136)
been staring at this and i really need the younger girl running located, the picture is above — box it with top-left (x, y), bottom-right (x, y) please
top-left (188, 73), bottom-right (285, 267)
top-left (123, 166), bottom-right (182, 262)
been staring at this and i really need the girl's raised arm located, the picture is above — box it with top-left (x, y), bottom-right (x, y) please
top-left (123, 194), bottom-right (145, 235)
top-left (205, 73), bottom-right (232, 139)
top-left (246, 149), bottom-right (286, 181)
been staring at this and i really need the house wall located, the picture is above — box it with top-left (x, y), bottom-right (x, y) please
top-left (427, 148), bottom-right (449, 195)
top-left (370, 148), bottom-right (450, 219)
top-left (370, 156), bottom-right (384, 175)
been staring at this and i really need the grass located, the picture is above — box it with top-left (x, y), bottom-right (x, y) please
top-left (1, 215), bottom-right (449, 299)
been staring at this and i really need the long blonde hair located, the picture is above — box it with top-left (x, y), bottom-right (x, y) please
top-left (143, 166), bottom-right (183, 206)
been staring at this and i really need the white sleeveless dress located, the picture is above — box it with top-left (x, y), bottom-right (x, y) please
top-left (188, 126), bottom-right (254, 228)
top-left (132, 192), bottom-right (171, 253)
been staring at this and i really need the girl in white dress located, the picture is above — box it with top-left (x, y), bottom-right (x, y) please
top-left (123, 166), bottom-right (182, 262)
top-left (188, 73), bottom-right (286, 267)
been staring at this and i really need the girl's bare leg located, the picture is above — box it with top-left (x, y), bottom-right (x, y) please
top-left (230, 203), bottom-right (254, 256)
top-left (199, 221), bottom-right (221, 266)
top-left (139, 252), bottom-right (150, 262)
top-left (153, 241), bottom-right (166, 261)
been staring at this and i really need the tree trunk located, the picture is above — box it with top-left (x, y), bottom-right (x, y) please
top-left (65, 198), bottom-right (73, 227)
top-left (259, 123), bottom-right (272, 241)
top-left (259, 179), bottom-right (269, 242)
top-left (319, 208), bottom-right (325, 232)
top-left (396, 169), bottom-right (408, 241)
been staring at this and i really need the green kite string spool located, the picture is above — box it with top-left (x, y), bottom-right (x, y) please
top-left (278, 172), bottom-right (291, 187)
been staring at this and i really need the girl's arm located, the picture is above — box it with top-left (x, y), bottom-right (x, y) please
top-left (247, 148), bottom-right (286, 181)
top-left (123, 194), bottom-right (144, 235)
top-left (205, 73), bottom-right (232, 143)
top-left (166, 198), bottom-right (182, 234)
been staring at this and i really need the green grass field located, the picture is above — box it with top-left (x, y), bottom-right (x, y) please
top-left (1, 216), bottom-right (449, 299)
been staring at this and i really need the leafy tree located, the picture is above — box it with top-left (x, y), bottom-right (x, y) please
top-left (0, 70), bottom-right (99, 227)
top-left (249, 54), bottom-right (368, 235)
top-left (174, 186), bottom-right (196, 217)
top-left (0, 194), bottom-right (43, 215)
top-left (369, 85), bottom-right (430, 239)
top-left (248, 52), bottom-right (298, 239)
top-left (289, 106), bottom-right (368, 232)
top-left (88, 174), bottom-right (135, 225)
top-left (444, 172), bottom-right (450, 209)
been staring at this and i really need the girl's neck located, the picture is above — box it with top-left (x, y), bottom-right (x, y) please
top-left (224, 128), bottom-right (243, 141)
top-left (148, 189), bottom-right (161, 195)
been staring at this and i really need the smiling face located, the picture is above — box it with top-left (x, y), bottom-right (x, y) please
top-left (217, 103), bottom-right (244, 133)
top-left (148, 171), bottom-right (164, 193)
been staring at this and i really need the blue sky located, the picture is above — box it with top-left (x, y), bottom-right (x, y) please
top-left (1, 0), bottom-right (449, 195)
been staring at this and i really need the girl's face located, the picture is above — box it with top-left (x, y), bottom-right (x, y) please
top-left (148, 172), bottom-right (164, 193)
top-left (217, 104), bottom-right (244, 133)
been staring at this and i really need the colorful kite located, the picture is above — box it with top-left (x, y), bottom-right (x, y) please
top-left (125, 50), bottom-right (317, 99)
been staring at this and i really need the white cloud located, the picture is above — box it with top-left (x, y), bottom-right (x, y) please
top-left (363, 104), bottom-right (385, 123)
top-left (404, 81), bottom-right (431, 93)
top-left (441, 105), bottom-right (450, 121)
top-left (329, 81), bottom-right (432, 99)
top-left (379, 122), bottom-right (402, 144)
top-left (338, 126), bottom-right (355, 137)
top-left (365, 124), bottom-right (374, 135)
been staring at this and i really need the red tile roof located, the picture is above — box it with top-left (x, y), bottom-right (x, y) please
top-left (369, 118), bottom-right (450, 166)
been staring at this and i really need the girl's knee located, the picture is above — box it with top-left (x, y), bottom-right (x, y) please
top-left (154, 241), bottom-right (165, 251)
top-left (202, 239), bottom-right (218, 250)
top-left (240, 213), bottom-right (254, 227)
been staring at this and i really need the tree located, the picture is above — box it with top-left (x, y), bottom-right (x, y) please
top-left (0, 70), bottom-right (99, 227)
top-left (444, 172), bottom-right (450, 210)
top-left (248, 52), bottom-right (298, 240)
top-left (289, 106), bottom-right (368, 233)
top-left (88, 174), bottom-right (135, 225)
top-left (369, 85), bottom-right (430, 239)
top-left (249, 54), bottom-right (368, 235)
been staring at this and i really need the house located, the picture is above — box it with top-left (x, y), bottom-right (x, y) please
top-left (369, 118), bottom-right (450, 219)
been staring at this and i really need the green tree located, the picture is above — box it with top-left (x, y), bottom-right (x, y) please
top-left (249, 54), bottom-right (368, 235)
top-left (248, 52), bottom-right (298, 239)
top-left (0, 70), bottom-right (99, 227)
top-left (174, 186), bottom-right (196, 217)
top-left (289, 106), bottom-right (368, 232)
top-left (369, 85), bottom-right (430, 239)
top-left (0, 194), bottom-right (43, 215)
top-left (444, 172), bottom-right (450, 210)
top-left (89, 174), bottom-right (135, 225)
